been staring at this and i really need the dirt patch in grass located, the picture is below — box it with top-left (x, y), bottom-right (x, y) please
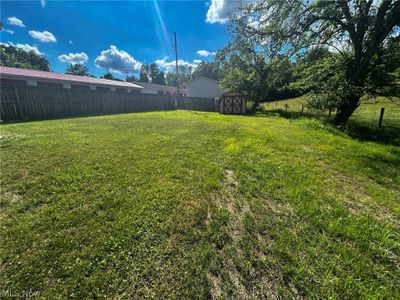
top-left (206, 169), bottom-right (295, 300)
top-left (0, 191), bottom-right (22, 209)
top-left (207, 169), bottom-right (251, 298)
top-left (333, 170), bottom-right (400, 227)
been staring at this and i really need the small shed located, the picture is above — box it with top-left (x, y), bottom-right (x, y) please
top-left (218, 91), bottom-right (246, 114)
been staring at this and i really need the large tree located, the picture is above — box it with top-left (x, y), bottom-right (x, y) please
top-left (148, 63), bottom-right (159, 82)
top-left (125, 75), bottom-right (138, 82)
top-left (230, 0), bottom-right (400, 124)
top-left (192, 60), bottom-right (222, 80)
top-left (216, 39), bottom-right (296, 104)
top-left (165, 65), bottom-right (192, 87)
top-left (65, 63), bottom-right (89, 76)
top-left (152, 71), bottom-right (166, 85)
top-left (101, 72), bottom-right (122, 81)
top-left (139, 64), bottom-right (149, 82)
top-left (216, 40), bottom-right (270, 105)
top-left (0, 44), bottom-right (50, 71)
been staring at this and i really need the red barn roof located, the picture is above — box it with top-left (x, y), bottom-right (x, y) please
top-left (0, 66), bottom-right (143, 90)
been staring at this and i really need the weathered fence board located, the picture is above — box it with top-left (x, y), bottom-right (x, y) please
top-left (177, 97), bottom-right (217, 112)
top-left (0, 85), bottom-right (217, 122)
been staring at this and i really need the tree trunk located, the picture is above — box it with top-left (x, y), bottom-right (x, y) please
top-left (334, 94), bottom-right (360, 125)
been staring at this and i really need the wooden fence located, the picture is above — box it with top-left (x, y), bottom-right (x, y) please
top-left (177, 96), bottom-right (217, 112)
top-left (0, 85), bottom-right (217, 122)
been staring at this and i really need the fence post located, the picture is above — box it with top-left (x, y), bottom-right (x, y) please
top-left (301, 105), bottom-right (304, 114)
top-left (378, 107), bottom-right (385, 127)
top-left (285, 104), bottom-right (288, 111)
top-left (328, 108), bottom-right (331, 118)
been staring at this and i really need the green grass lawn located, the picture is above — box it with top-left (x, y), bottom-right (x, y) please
top-left (1, 110), bottom-right (399, 299)
top-left (263, 97), bottom-right (400, 146)
top-left (264, 97), bottom-right (400, 126)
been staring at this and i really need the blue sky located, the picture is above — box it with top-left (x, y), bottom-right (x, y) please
top-left (1, 0), bottom-right (241, 79)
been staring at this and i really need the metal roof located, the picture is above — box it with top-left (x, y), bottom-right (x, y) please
top-left (0, 66), bottom-right (143, 89)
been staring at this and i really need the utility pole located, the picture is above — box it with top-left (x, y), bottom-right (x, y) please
top-left (174, 32), bottom-right (180, 97)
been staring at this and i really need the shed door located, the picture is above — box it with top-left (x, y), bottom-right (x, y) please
top-left (223, 95), bottom-right (242, 114)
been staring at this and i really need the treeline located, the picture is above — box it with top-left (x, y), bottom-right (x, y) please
top-left (0, 44), bottom-right (217, 87)
top-left (218, 0), bottom-right (400, 125)
top-left (0, 44), bottom-right (50, 71)
top-left (213, 37), bottom-right (400, 108)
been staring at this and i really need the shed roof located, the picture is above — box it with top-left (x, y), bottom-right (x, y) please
top-left (0, 66), bottom-right (143, 89)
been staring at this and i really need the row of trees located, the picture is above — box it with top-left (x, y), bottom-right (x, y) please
top-left (215, 36), bottom-right (399, 107)
top-left (65, 60), bottom-right (223, 86)
top-left (138, 62), bottom-right (222, 86)
top-left (1, 44), bottom-right (219, 87)
top-left (0, 44), bottom-right (50, 71)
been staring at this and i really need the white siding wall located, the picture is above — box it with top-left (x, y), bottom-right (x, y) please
top-left (187, 78), bottom-right (225, 98)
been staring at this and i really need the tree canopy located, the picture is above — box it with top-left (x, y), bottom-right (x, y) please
top-left (223, 0), bottom-right (400, 124)
top-left (139, 65), bottom-right (149, 82)
top-left (165, 65), bottom-right (192, 87)
top-left (125, 75), bottom-right (138, 83)
top-left (65, 63), bottom-right (89, 76)
top-left (0, 44), bottom-right (50, 71)
top-left (101, 72), bottom-right (122, 81)
top-left (139, 63), bottom-right (166, 85)
top-left (191, 61), bottom-right (222, 80)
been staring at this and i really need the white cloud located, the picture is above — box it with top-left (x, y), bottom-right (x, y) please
top-left (40, 0), bottom-right (46, 8)
top-left (155, 57), bottom-right (200, 73)
top-left (94, 45), bottom-right (141, 73)
top-left (8, 16), bottom-right (25, 28)
top-left (16, 43), bottom-right (42, 55)
top-left (58, 52), bottom-right (88, 65)
top-left (29, 30), bottom-right (57, 43)
top-left (2, 29), bottom-right (14, 34)
top-left (1, 42), bottom-right (42, 55)
top-left (196, 50), bottom-right (216, 57)
top-left (193, 59), bottom-right (203, 64)
top-left (206, 0), bottom-right (240, 24)
top-left (206, 0), bottom-right (258, 24)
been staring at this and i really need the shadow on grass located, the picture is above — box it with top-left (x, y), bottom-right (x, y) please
top-left (254, 109), bottom-right (317, 120)
top-left (344, 122), bottom-right (400, 147)
top-left (253, 108), bottom-right (400, 147)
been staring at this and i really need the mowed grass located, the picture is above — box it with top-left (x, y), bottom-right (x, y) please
top-left (263, 96), bottom-right (400, 126)
top-left (263, 96), bottom-right (400, 145)
top-left (1, 110), bottom-right (399, 299)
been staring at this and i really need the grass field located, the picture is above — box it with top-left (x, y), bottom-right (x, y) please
top-left (1, 110), bottom-right (399, 299)
top-left (263, 96), bottom-right (400, 146)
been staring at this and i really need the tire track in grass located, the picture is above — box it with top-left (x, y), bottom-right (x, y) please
top-left (207, 169), bottom-right (302, 299)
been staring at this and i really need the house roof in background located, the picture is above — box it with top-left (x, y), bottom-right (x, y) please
top-left (0, 66), bottom-right (143, 89)
top-left (137, 82), bottom-right (186, 94)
